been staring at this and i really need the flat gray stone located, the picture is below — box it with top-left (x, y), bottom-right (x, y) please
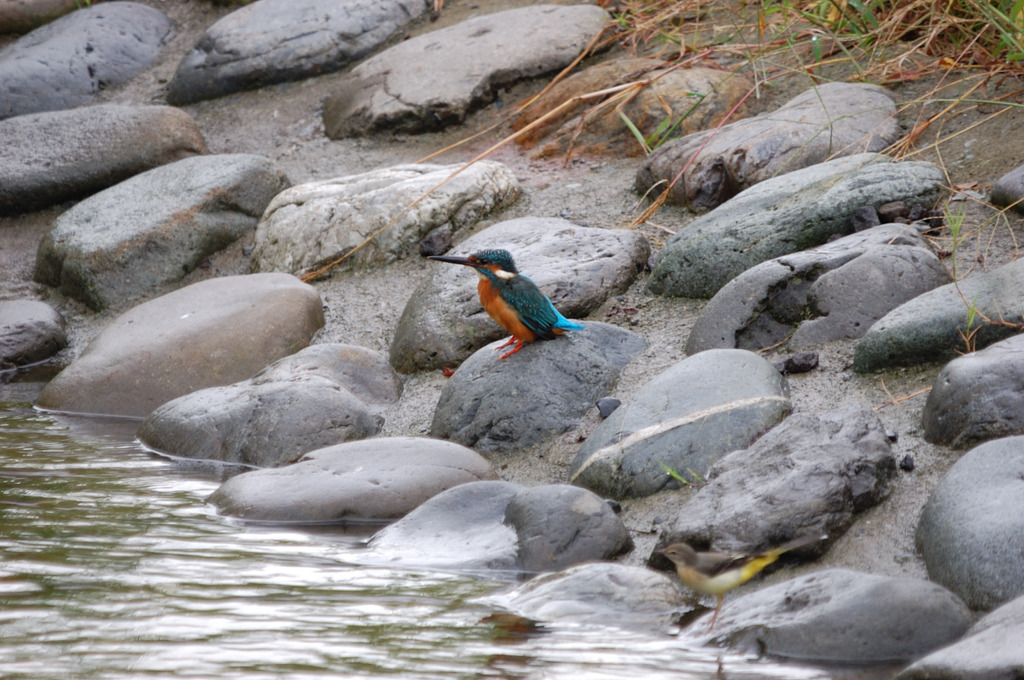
top-left (917, 436), bottom-right (1024, 610)
top-left (569, 349), bottom-right (792, 499)
top-left (431, 322), bottom-right (646, 454)
top-left (854, 258), bottom-right (1024, 372)
top-left (323, 4), bottom-right (609, 137)
top-left (991, 163), bottom-right (1024, 215)
top-left (0, 2), bottom-right (172, 120)
top-left (251, 161), bottom-right (520, 275)
top-left (647, 153), bottom-right (945, 299)
top-left (35, 273), bottom-right (324, 418)
top-left (138, 344), bottom-right (403, 468)
top-left (0, 300), bottom-right (66, 369)
top-left (0, 105), bottom-right (207, 216)
top-left (660, 408), bottom-right (896, 553)
top-left (207, 437), bottom-right (497, 523)
top-left (637, 82), bottom-right (901, 210)
top-left (390, 216), bottom-right (650, 373)
top-left (167, 0), bottom-right (428, 105)
top-left (687, 224), bottom-right (951, 353)
top-left (35, 154), bottom-right (290, 311)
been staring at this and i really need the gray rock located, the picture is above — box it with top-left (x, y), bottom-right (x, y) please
top-left (686, 224), bottom-right (951, 353)
top-left (35, 154), bottom-right (290, 311)
top-left (0, 105), bottom-right (207, 216)
top-left (854, 257), bottom-right (1024, 372)
top-left (167, 0), bottom-right (428, 106)
top-left (138, 344), bottom-right (403, 468)
top-left (364, 480), bottom-right (631, 573)
top-left (917, 436), bottom-right (1024, 610)
top-left (390, 217), bottom-right (649, 373)
top-left (647, 153), bottom-right (946, 299)
top-left (35, 273), bottom-right (324, 418)
top-left (704, 569), bottom-right (971, 664)
top-left (0, 2), bottom-right (172, 120)
top-left (207, 437), bottom-right (496, 523)
top-left (431, 322), bottom-right (646, 454)
top-left (251, 162), bottom-right (519, 275)
top-left (923, 334), bottom-right (1024, 448)
top-left (660, 408), bottom-right (896, 553)
top-left (637, 83), bottom-right (901, 210)
top-left (897, 594), bottom-right (1024, 680)
top-left (991, 163), bottom-right (1024, 215)
top-left (0, 300), bottom-right (67, 369)
top-left (488, 562), bottom-right (687, 630)
top-left (0, 0), bottom-right (80, 34)
top-left (569, 349), bottom-right (791, 500)
top-left (323, 4), bottom-right (609, 137)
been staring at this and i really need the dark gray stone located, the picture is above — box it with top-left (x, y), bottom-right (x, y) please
top-left (323, 4), bottom-right (609, 137)
top-left (34, 154), bottom-right (290, 311)
top-left (0, 0), bottom-right (81, 34)
top-left (364, 480), bottom-right (630, 573)
top-left (390, 217), bottom-right (649, 373)
top-left (647, 154), bottom-right (945, 299)
top-left (0, 105), bottom-right (207, 216)
top-left (0, 2), bottom-right (172, 120)
top-left (430, 322), bottom-right (646, 454)
top-left (660, 408), bottom-right (896, 553)
top-left (207, 437), bottom-right (496, 522)
top-left (35, 273), bottom-right (324, 418)
top-left (138, 344), bottom-right (403, 468)
top-left (0, 300), bottom-right (67, 369)
top-left (569, 349), bottom-right (791, 500)
top-left (704, 569), bottom-right (971, 664)
top-left (854, 258), bottom-right (1024, 372)
top-left (897, 594), bottom-right (1024, 680)
top-left (167, 0), bottom-right (429, 106)
top-left (637, 83), bottom-right (900, 210)
top-left (991, 163), bottom-right (1024, 215)
top-left (923, 334), bottom-right (1024, 448)
top-left (917, 437), bottom-right (1024, 610)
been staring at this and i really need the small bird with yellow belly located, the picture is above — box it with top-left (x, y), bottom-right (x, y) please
top-left (428, 249), bottom-right (584, 359)
top-left (658, 534), bottom-right (827, 630)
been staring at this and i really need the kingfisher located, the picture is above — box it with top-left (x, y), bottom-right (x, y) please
top-left (428, 249), bottom-right (585, 359)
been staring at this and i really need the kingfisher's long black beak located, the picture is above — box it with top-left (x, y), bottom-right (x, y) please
top-left (428, 255), bottom-right (477, 267)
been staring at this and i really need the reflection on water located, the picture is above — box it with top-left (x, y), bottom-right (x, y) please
top-left (1, 380), bottom-right (839, 679)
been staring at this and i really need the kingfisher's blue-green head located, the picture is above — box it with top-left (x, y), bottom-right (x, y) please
top-left (428, 249), bottom-right (519, 280)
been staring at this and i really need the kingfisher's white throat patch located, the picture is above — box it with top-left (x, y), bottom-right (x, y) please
top-left (494, 269), bottom-right (516, 280)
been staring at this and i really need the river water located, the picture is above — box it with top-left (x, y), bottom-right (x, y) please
top-left (1, 376), bottom-right (847, 679)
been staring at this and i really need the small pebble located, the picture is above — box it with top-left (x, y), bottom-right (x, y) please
top-left (899, 454), bottom-right (915, 471)
top-left (773, 351), bottom-right (818, 375)
top-left (596, 397), bottom-right (621, 418)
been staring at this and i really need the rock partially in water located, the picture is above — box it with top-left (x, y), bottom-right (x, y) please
top-left (390, 217), bottom-right (649, 373)
top-left (854, 257), bottom-right (1024, 372)
top-left (34, 154), bottom-right (289, 311)
top-left (167, 0), bottom-right (428, 105)
top-left (647, 153), bottom-right (945, 299)
top-left (636, 82), bottom-right (900, 210)
top-left (35, 273), bottom-right (324, 418)
top-left (251, 162), bottom-right (519, 275)
top-left (0, 0), bottom-right (80, 34)
top-left (896, 593), bottom-right (1024, 680)
top-left (515, 58), bottom-right (754, 159)
top-left (364, 480), bottom-right (631, 574)
top-left (207, 437), bottom-right (496, 523)
top-left (917, 436), bottom-right (1024, 610)
top-left (701, 569), bottom-right (971, 664)
top-left (0, 2), bottom-right (173, 120)
top-left (0, 300), bottom-right (67, 369)
top-left (923, 334), bottom-right (1024, 448)
top-left (686, 224), bottom-right (951, 353)
top-left (658, 408), bottom-right (896, 553)
top-left (431, 322), bottom-right (646, 454)
top-left (323, 4), bottom-right (609, 137)
top-left (139, 344), bottom-right (402, 468)
top-left (569, 349), bottom-right (791, 499)
top-left (0, 104), bottom-right (207, 216)
top-left (991, 162), bottom-right (1024, 215)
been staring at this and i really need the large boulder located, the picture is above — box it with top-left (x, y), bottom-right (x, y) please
top-left (647, 153), bottom-right (945, 299)
top-left (0, 300), bottom-right (67, 369)
top-left (323, 4), bottom-right (609, 137)
top-left (35, 273), bottom-right (324, 418)
top-left (167, 0), bottom-right (429, 105)
top-left (569, 349), bottom-right (791, 499)
top-left (35, 154), bottom-right (289, 311)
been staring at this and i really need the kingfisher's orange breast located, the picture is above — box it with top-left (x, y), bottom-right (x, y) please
top-left (478, 278), bottom-right (537, 343)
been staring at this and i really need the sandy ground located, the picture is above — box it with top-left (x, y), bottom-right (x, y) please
top-left (3, 0), bottom-right (1024, 590)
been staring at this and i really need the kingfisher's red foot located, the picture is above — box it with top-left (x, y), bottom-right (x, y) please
top-left (495, 336), bottom-right (517, 351)
top-left (498, 339), bottom-right (525, 359)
